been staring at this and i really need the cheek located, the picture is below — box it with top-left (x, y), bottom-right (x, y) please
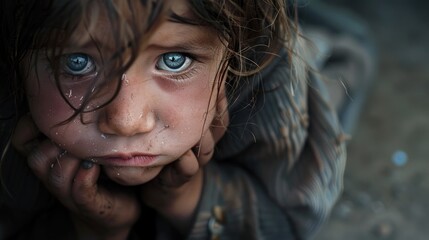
top-left (161, 84), bottom-right (218, 145)
top-left (26, 76), bottom-right (74, 138)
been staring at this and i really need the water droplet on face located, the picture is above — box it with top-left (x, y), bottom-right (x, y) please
top-left (121, 74), bottom-right (129, 85)
top-left (116, 172), bottom-right (120, 176)
top-left (89, 158), bottom-right (98, 163)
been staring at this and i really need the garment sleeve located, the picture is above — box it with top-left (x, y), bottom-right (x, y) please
top-left (187, 53), bottom-right (346, 239)
top-left (187, 162), bottom-right (295, 240)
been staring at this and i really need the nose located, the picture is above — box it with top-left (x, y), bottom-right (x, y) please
top-left (98, 80), bottom-right (156, 137)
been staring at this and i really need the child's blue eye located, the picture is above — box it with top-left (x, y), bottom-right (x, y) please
top-left (156, 52), bottom-right (192, 73)
top-left (63, 53), bottom-right (95, 75)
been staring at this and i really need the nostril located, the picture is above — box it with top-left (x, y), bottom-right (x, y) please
top-left (98, 108), bottom-right (157, 137)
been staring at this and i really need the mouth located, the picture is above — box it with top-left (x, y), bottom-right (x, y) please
top-left (90, 153), bottom-right (159, 167)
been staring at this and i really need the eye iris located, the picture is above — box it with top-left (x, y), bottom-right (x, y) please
top-left (67, 54), bottom-right (88, 71)
top-left (163, 53), bottom-right (185, 69)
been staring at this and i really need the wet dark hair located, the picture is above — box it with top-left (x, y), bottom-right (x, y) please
top-left (0, 0), bottom-right (299, 171)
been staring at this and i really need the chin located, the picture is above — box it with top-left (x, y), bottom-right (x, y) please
top-left (102, 165), bottom-right (163, 186)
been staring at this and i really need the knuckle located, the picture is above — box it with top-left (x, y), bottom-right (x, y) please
top-left (199, 150), bottom-right (214, 165)
top-left (48, 168), bottom-right (66, 190)
top-left (27, 149), bottom-right (48, 173)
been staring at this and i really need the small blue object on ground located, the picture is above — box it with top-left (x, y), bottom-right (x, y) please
top-left (391, 150), bottom-right (408, 167)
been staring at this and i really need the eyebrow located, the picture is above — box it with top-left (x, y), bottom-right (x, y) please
top-left (146, 11), bottom-right (216, 52)
top-left (146, 41), bottom-right (215, 54)
top-left (168, 13), bottom-right (200, 25)
top-left (167, 8), bottom-right (204, 26)
top-left (146, 23), bottom-right (217, 52)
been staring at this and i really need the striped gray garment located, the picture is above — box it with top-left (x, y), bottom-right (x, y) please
top-left (186, 50), bottom-right (347, 240)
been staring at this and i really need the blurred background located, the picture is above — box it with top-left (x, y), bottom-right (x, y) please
top-left (315, 0), bottom-right (429, 239)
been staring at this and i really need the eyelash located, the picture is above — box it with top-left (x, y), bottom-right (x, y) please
top-left (162, 68), bottom-right (199, 83)
top-left (56, 53), bottom-right (99, 83)
top-left (155, 52), bottom-right (200, 82)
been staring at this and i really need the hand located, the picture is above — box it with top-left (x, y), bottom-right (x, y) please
top-left (12, 115), bottom-right (140, 240)
top-left (139, 133), bottom-right (211, 235)
top-left (140, 94), bottom-right (229, 235)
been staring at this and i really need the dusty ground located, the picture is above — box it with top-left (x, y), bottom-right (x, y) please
top-left (318, 0), bottom-right (429, 239)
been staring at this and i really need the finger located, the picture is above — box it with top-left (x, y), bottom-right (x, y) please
top-left (71, 161), bottom-right (100, 211)
top-left (154, 150), bottom-right (199, 189)
top-left (211, 86), bottom-right (229, 143)
top-left (193, 130), bottom-right (216, 166)
top-left (12, 114), bottom-right (42, 155)
top-left (193, 91), bottom-right (229, 165)
top-left (72, 162), bottom-right (140, 226)
top-left (27, 140), bottom-right (62, 181)
top-left (47, 152), bottom-right (80, 209)
top-left (172, 150), bottom-right (199, 181)
top-left (176, 150), bottom-right (199, 178)
top-left (28, 141), bottom-right (81, 210)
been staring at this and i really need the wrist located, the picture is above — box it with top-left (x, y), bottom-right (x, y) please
top-left (153, 169), bottom-right (204, 235)
top-left (165, 169), bottom-right (203, 216)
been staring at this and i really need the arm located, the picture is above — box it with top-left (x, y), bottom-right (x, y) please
top-left (196, 56), bottom-right (346, 239)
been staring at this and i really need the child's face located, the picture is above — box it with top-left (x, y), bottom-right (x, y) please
top-left (25, 0), bottom-right (226, 186)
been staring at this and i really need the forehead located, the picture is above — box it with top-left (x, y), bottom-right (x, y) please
top-left (66, 0), bottom-right (203, 48)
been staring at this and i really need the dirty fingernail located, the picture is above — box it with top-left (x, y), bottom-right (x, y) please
top-left (81, 160), bottom-right (94, 169)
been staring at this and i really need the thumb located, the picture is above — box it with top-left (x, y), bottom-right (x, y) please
top-left (72, 161), bottom-right (140, 227)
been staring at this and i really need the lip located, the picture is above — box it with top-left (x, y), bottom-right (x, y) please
top-left (91, 153), bottom-right (159, 167)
